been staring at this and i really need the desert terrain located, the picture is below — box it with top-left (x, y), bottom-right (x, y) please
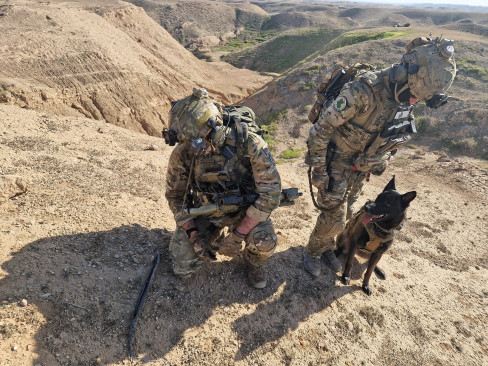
top-left (1, 1), bottom-right (487, 366)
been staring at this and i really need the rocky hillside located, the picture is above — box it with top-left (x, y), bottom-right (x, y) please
top-left (1, 103), bottom-right (487, 366)
top-left (1, 1), bottom-right (488, 365)
top-left (0, 0), bottom-right (271, 136)
top-left (241, 29), bottom-right (488, 160)
top-left (127, 0), bottom-right (269, 52)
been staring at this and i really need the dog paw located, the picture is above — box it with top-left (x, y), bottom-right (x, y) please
top-left (362, 285), bottom-right (372, 296)
top-left (374, 267), bottom-right (386, 280)
top-left (341, 275), bottom-right (350, 285)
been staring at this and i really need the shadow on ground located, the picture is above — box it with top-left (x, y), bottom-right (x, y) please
top-left (0, 224), bottom-right (364, 365)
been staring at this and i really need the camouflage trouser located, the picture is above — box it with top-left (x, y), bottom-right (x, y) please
top-left (169, 214), bottom-right (277, 278)
top-left (307, 159), bottom-right (366, 257)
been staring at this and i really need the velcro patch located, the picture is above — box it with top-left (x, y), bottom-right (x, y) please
top-left (333, 95), bottom-right (347, 112)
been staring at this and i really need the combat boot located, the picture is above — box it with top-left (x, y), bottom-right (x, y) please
top-left (303, 249), bottom-right (321, 277)
top-left (245, 262), bottom-right (267, 289)
top-left (322, 249), bottom-right (342, 272)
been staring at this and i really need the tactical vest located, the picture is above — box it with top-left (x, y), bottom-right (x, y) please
top-left (191, 126), bottom-right (254, 207)
top-left (332, 71), bottom-right (414, 156)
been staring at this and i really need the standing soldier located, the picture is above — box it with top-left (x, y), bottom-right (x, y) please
top-left (304, 37), bottom-right (457, 276)
top-left (165, 87), bottom-right (281, 289)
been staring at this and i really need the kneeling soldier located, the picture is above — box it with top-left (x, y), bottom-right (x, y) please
top-left (165, 87), bottom-right (281, 289)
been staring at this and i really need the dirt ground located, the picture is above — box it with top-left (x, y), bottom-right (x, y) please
top-left (1, 103), bottom-right (487, 366)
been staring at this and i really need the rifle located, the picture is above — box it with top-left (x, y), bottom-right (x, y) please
top-left (175, 188), bottom-right (302, 222)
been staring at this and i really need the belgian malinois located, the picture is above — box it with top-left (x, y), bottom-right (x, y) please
top-left (335, 176), bottom-right (416, 295)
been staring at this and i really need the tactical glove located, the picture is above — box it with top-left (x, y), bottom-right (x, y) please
top-left (219, 231), bottom-right (244, 258)
top-left (353, 153), bottom-right (390, 176)
top-left (189, 232), bottom-right (217, 262)
top-left (311, 167), bottom-right (329, 191)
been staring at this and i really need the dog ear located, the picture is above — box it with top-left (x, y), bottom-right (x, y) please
top-left (402, 191), bottom-right (417, 206)
top-left (383, 175), bottom-right (396, 192)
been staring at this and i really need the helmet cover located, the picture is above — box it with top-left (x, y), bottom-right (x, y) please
top-left (402, 37), bottom-right (457, 101)
top-left (168, 87), bottom-right (223, 143)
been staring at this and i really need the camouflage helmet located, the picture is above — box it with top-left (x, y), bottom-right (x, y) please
top-left (402, 37), bottom-right (457, 102)
top-left (167, 87), bottom-right (223, 143)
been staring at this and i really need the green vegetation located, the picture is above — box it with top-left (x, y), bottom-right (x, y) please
top-left (415, 117), bottom-right (431, 134)
top-left (456, 59), bottom-right (488, 82)
top-left (280, 148), bottom-right (303, 159)
top-left (442, 137), bottom-right (478, 152)
top-left (218, 30), bottom-right (277, 52)
top-left (302, 64), bottom-right (321, 75)
top-left (276, 147), bottom-right (305, 163)
top-left (327, 30), bottom-right (407, 50)
top-left (0, 321), bottom-right (17, 339)
top-left (301, 80), bottom-right (317, 91)
top-left (262, 109), bottom-right (288, 125)
top-left (223, 28), bottom-right (338, 73)
top-left (261, 122), bottom-right (278, 151)
top-left (258, 109), bottom-right (288, 152)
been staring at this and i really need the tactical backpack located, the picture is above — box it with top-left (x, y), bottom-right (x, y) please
top-left (221, 105), bottom-right (264, 159)
top-left (222, 105), bottom-right (263, 136)
top-left (308, 63), bottom-right (375, 124)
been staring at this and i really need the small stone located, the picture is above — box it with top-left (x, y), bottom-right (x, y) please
top-left (437, 155), bottom-right (451, 163)
top-left (146, 144), bottom-right (159, 151)
top-left (20, 299), bottom-right (28, 307)
top-left (12, 345), bottom-right (19, 351)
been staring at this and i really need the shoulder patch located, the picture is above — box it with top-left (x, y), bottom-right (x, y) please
top-left (333, 95), bottom-right (348, 112)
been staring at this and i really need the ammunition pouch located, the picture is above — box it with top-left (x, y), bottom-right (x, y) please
top-left (377, 134), bottom-right (412, 155)
top-left (377, 118), bottom-right (416, 154)
top-left (380, 118), bottom-right (416, 138)
top-left (365, 118), bottom-right (416, 157)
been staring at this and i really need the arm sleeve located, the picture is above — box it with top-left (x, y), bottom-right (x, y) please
top-left (165, 145), bottom-right (192, 226)
top-left (305, 80), bottom-right (372, 167)
top-left (245, 133), bottom-right (281, 222)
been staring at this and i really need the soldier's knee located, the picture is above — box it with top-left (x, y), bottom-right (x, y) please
top-left (246, 224), bottom-right (277, 254)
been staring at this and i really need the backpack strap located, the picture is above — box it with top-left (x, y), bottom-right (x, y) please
top-left (234, 120), bottom-right (249, 159)
top-left (354, 71), bottom-right (387, 130)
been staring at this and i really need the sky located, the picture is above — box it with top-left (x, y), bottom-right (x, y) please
top-left (347, 0), bottom-right (487, 6)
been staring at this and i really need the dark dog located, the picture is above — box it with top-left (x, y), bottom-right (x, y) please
top-left (335, 176), bottom-right (416, 295)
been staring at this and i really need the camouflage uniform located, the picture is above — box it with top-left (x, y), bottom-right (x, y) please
top-left (305, 37), bottom-right (456, 270)
top-left (305, 71), bottom-right (390, 258)
top-left (166, 129), bottom-right (281, 278)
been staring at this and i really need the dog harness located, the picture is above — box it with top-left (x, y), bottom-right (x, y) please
top-left (346, 209), bottom-right (399, 254)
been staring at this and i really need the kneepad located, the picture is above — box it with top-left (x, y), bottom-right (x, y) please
top-left (246, 225), bottom-right (277, 253)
